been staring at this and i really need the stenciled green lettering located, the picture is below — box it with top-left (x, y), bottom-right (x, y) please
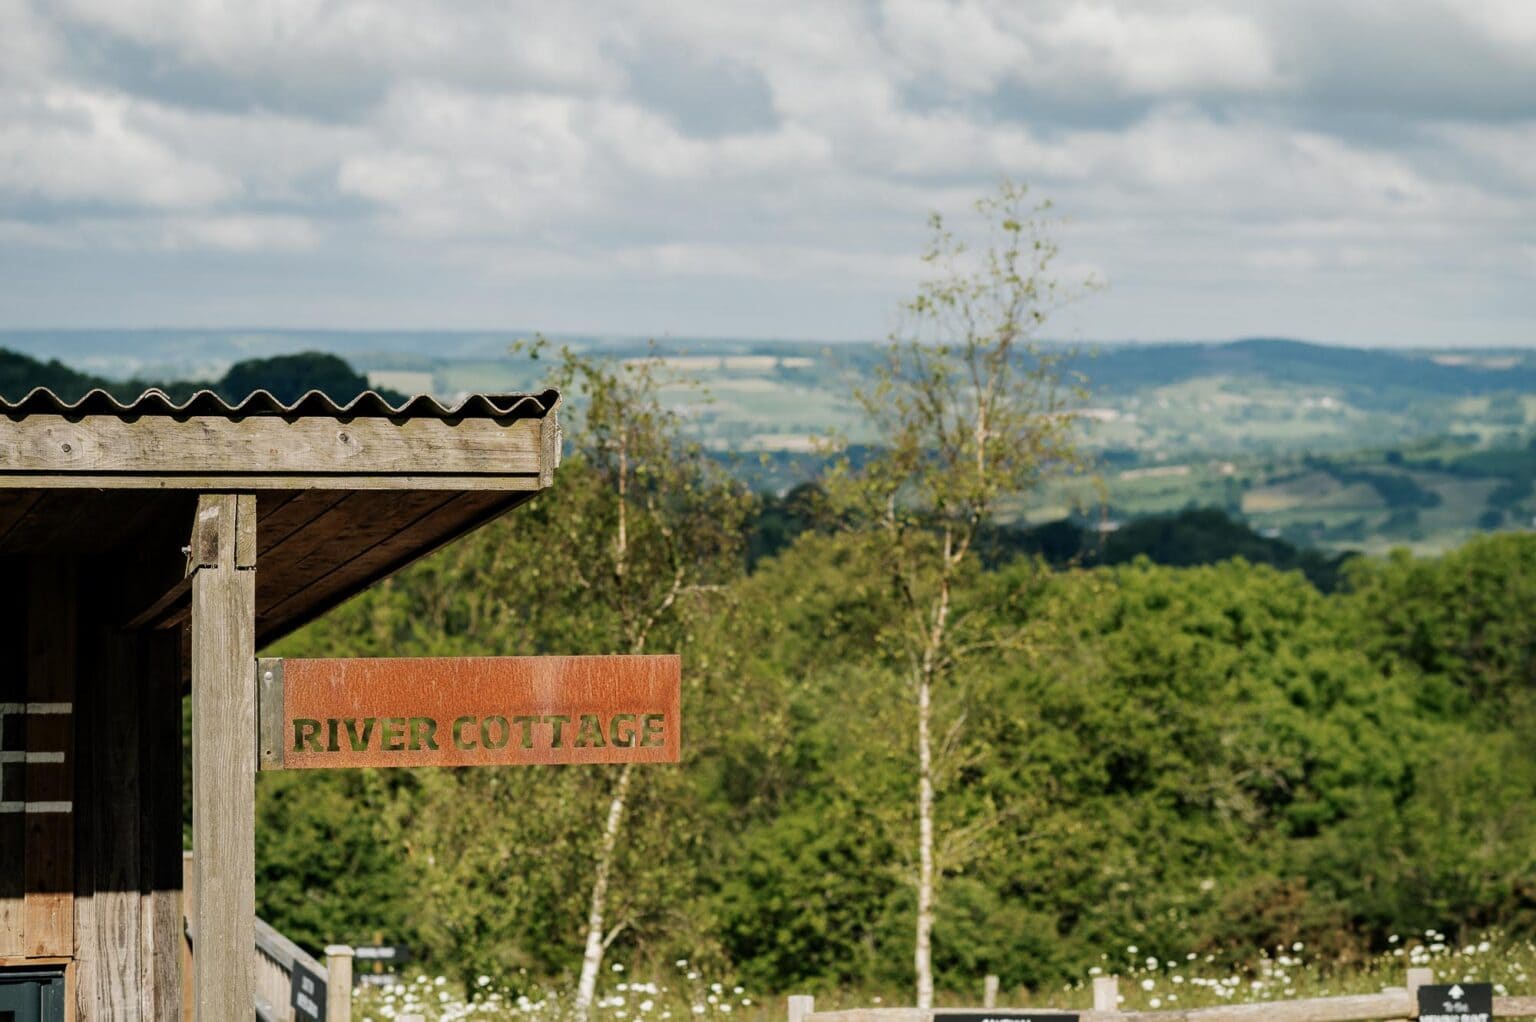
top-left (480, 715), bottom-right (510, 750)
top-left (575, 713), bottom-right (606, 748)
top-left (640, 713), bottom-right (665, 748)
top-left (383, 717), bottom-right (408, 752)
top-left (513, 714), bottom-right (540, 749)
top-left (452, 715), bottom-right (477, 750)
top-left (292, 719), bottom-right (323, 753)
top-left (326, 718), bottom-right (340, 752)
top-left (345, 718), bottom-right (377, 752)
top-left (409, 716), bottom-right (438, 751)
top-left (609, 713), bottom-right (637, 747)
top-left (544, 714), bottom-right (571, 747)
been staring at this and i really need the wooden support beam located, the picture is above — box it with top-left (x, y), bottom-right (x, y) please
top-left (0, 414), bottom-right (546, 483)
top-left (190, 493), bottom-right (256, 1022)
top-left (0, 473), bottom-right (545, 491)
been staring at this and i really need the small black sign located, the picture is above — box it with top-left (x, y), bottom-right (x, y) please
top-left (289, 961), bottom-right (328, 1022)
top-left (1418, 983), bottom-right (1494, 1022)
top-left (355, 944), bottom-right (412, 964)
top-left (927, 1008), bottom-right (1075, 1014)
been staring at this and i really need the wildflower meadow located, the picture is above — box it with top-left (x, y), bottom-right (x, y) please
top-left (352, 931), bottom-right (1535, 1020)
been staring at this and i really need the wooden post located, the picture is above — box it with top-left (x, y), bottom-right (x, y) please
top-left (787, 994), bottom-right (815, 1022)
top-left (1092, 976), bottom-right (1120, 1013)
top-left (983, 974), bottom-right (999, 1008)
top-left (1406, 967), bottom-right (1433, 1017)
top-left (181, 851), bottom-right (195, 1022)
top-left (325, 944), bottom-right (354, 1022)
top-left (190, 494), bottom-right (257, 1022)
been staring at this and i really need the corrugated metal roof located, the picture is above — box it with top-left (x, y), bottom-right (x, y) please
top-left (0, 386), bottom-right (558, 419)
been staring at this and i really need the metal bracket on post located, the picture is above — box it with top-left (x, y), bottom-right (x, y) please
top-left (257, 658), bottom-right (284, 772)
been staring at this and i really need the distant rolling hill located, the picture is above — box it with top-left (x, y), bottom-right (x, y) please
top-left (1063, 338), bottom-right (1536, 402)
top-left (5, 333), bottom-right (1535, 554)
top-left (5, 330), bottom-right (1535, 460)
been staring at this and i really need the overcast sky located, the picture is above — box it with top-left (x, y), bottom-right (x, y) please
top-left (1, 1), bottom-right (1533, 347)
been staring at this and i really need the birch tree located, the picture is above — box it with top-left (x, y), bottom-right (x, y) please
top-left (546, 347), bottom-right (751, 1022)
top-left (837, 182), bottom-right (1090, 1007)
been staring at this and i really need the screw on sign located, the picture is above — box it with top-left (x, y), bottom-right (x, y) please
top-left (1418, 982), bottom-right (1494, 1022)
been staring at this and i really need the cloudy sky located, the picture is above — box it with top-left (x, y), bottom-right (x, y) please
top-left (1, 1), bottom-right (1533, 347)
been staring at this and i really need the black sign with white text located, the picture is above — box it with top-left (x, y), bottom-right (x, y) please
top-left (289, 960), bottom-right (328, 1022)
top-left (1418, 983), bottom-right (1493, 1022)
top-left (934, 1013), bottom-right (1078, 1022)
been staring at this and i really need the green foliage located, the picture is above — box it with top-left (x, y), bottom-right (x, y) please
top-left (16, 327), bottom-right (1536, 1000)
top-left (216, 351), bottom-right (407, 404)
top-left (254, 769), bottom-right (418, 952)
top-left (1340, 534), bottom-right (1536, 712)
top-left (263, 344), bottom-right (754, 990)
top-left (964, 510), bottom-right (1354, 591)
top-left (84, 334), bottom-right (1525, 998)
top-left (822, 181), bottom-right (1093, 1005)
top-left (0, 344), bottom-right (403, 405)
top-left (0, 349), bottom-right (120, 399)
top-left (251, 506), bottom-right (1536, 994)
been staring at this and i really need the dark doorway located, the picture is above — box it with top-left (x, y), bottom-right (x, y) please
top-left (0, 969), bottom-right (65, 1022)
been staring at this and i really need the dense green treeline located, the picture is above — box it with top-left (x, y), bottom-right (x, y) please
top-left (0, 346), bottom-right (403, 404)
top-left (259, 470), bottom-right (1536, 996)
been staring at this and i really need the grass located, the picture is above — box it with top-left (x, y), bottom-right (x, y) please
top-left (350, 932), bottom-right (1536, 1020)
top-left (1047, 930), bottom-right (1533, 1013)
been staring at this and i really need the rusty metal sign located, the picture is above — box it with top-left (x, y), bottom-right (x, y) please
top-left (257, 655), bottom-right (680, 771)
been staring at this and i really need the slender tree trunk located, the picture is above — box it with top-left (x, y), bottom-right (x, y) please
top-left (573, 762), bottom-right (635, 1022)
top-left (915, 664), bottom-right (936, 1009)
top-left (915, 534), bottom-right (952, 1011)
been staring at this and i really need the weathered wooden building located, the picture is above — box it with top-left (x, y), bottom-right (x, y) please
top-left (0, 385), bottom-right (561, 1019)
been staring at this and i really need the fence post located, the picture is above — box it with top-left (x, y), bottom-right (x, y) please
top-left (984, 974), bottom-right (1000, 1008)
top-left (788, 994), bottom-right (815, 1022)
top-left (1092, 976), bottom-right (1120, 1013)
top-left (325, 944), bottom-right (355, 1022)
top-left (1406, 967), bottom-right (1433, 1017)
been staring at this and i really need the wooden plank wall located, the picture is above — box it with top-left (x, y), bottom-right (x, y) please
top-left (0, 547), bottom-right (185, 1018)
top-left (23, 557), bottom-right (75, 958)
top-left (0, 556), bottom-right (27, 956)
top-left (74, 574), bottom-right (183, 1020)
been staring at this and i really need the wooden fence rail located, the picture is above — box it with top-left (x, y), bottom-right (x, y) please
top-left (182, 850), bottom-right (354, 1021)
top-left (794, 967), bottom-right (1536, 1022)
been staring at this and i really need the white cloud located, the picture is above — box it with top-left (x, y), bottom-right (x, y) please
top-left (1025, 3), bottom-right (1278, 95)
top-left (0, 0), bottom-right (1531, 344)
top-left (0, 212), bottom-right (317, 251)
top-left (1448, 0), bottom-right (1536, 55)
top-left (0, 0), bottom-right (61, 85)
top-left (880, 0), bottom-right (1031, 93)
top-left (164, 213), bottom-right (319, 251)
top-left (0, 87), bottom-right (231, 207)
top-left (54, 0), bottom-right (622, 96)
